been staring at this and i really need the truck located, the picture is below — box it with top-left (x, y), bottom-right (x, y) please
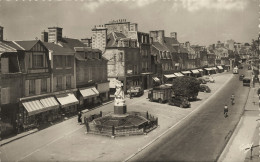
top-left (148, 85), bottom-right (172, 103)
top-left (233, 66), bottom-right (239, 74)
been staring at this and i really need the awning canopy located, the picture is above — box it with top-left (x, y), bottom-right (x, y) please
top-left (80, 87), bottom-right (99, 99)
top-left (217, 66), bottom-right (223, 70)
top-left (56, 93), bottom-right (79, 108)
top-left (40, 97), bottom-right (59, 111)
top-left (204, 68), bottom-right (212, 71)
top-left (164, 74), bottom-right (176, 78)
top-left (165, 84), bottom-right (173, 87)
top-left (191, 70), bottom-right (200, 74)
top-left (174, 73), bottom-right (184, 77)
top-left (153, 77), bottom-right (160, 82)
top-left (181, 71), bottom-right (191, 74)
top-left (212, 67), bottom-right (217, 70)
top-left (22, 100), bottom-right (46, 116)
top-left (198, 69), bottom-right (203, 72)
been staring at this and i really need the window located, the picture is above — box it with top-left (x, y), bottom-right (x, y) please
top-left (119, 52), bottom-right (123, 61)
top-left (54, 56), bottom-right (62, 67)
top-left (65, 56), bottom-right (72, 67)
top-left (33, 54), bottom-right (43, 67)
top-left (66, 76), bottom-right (71, 89)
top-left (57, 76), bottom-right (62, 90)
top-left (29, 80), bottom-right (35, 95)
top-left (41, 78), bottom-right (47, 92)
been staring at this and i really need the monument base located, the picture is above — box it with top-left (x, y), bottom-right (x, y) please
top-left (114, 105), bottom-right (127, 114)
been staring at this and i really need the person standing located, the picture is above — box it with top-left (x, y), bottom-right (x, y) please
top-left (224, 104), bottom-right (228, 118)
top-left (78, 111), bottom-right (82, 124)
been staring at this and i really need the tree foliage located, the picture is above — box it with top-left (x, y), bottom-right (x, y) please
top-left (172, 76), bottom-right (200, 98)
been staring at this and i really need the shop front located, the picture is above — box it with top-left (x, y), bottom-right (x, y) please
top-left (217, 66), bottom-right (224, 73)
top-left (164, 74), bottom-right (176, 84)
top-left (20, 96), bottom-right (60, 130)
top-left (191, 69), bottom-right (201, 78)
top-left (152, 77), bottom-right (161, 87)
top-left (204, 68), bottom-right (213, 75)
top-left (78, 87), bottom-right (99, 110)
top-left (211, 67), bottom-right (218, 74)
top-left (56, 93), bottom-right (79, 116)
top-left (197, 69), bottom-right (204, 76)
top-left (181, 71), bottom-right (192, 76)
top-left (97, 82), bottom-right (110, 102)
top-left (174, 72), bottom-right (185, 77)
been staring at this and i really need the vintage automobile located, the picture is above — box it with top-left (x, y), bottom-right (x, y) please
top-left (127, 86), bottom-right (144, 97)
top-left (168, 96), bottom-right (190, 108)
top-left (202, 76), bottom-right (215, 83)
top-left (199, 85), bottom-right (211, 93)
top-left (243, 78), bottom-right (251, 86)
top-left (197, 77), bottom-right (207, 84)
top-left (239, 74), bottom-right (245, 81)
top-left (148, 85), bottom-right (172, 103)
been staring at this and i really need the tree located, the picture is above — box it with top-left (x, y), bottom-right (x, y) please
top-left (172, 76), bottom-right (200, 99)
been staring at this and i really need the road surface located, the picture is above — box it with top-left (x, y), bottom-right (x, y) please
top-left (131, 67), bottom-right (250, 161)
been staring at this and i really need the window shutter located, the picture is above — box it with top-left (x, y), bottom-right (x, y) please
top-left (53, 77), bottom-right (57, 92)
top-left (35, 79), bottom-right (41, 95)
top-left (47, 78), bottom-right (51, 92)
top-left (1, 58), bottom-right (9, 74)
top-left (62, 76), bottom-right (66, 90)
top-left (71, 75), bottom-right (75, 88)
top-left (25, 80), bottom-right (29, 96)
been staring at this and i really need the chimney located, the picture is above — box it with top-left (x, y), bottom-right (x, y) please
top-left (48, 27), bottom-right (63, 43)
top-left (0, 26), bottom-right (3, 41)
top-left (170, 32), bottom-right (177, 40)
top-left (41, 31), bottom-right (48, 42)
top-left (185, 41), bottom-right (190, 48)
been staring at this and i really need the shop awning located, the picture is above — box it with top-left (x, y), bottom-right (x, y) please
top-left (153, 77), bottom-right (160, 82)
top-left (204, 68), bottom-right (212, 71)
top-left (164, 74), bottom-right (176, 78)
top-left (56, 93), bottom-right (79, 108)
top-left (174, 73), bottom-right (184, 77)
top-left (217, 66), bottom-right (223, 70)
top-left (22, 100), bottom-right (46, 116)
top-left (198, 69), bottom-right (203, 72)
top-left (80, 87), bottom-right (99, 99)
top-left (165, 84), bottom-right (173, 87)
top-left (181, 71), bottom-right (191, 74)
top-left (212, 67), bottom-right (217, 70)
top-left (191, 70), bottom-right (200, 74)
top-left (40, 97), bottom-right (59, 111)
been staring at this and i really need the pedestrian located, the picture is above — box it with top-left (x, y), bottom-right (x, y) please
top-left (78, 111), bottom-right (82, 124)
top-left (224, 104), bottom-right (228, 118)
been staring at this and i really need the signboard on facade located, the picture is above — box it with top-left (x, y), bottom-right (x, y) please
top-left (175, 63), bottom-right (179, 66)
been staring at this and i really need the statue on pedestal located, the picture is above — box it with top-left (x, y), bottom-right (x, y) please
top-left (114, 79), bottom-right (127, 114)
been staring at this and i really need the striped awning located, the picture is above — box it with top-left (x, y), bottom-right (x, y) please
top-left (217, 66), bottom-right (223, 70)
top-left (40, 97), bottom-right (59, 111)
top-left (181, 71), bottom-right (191, 74)
top-left (80, 87), bottom-right (99, 99)
top-left (56, 93), bottom-right (79, 108)
top-left (205, 68), bottom-right (212, 71)
top-left (191, 70), bottom-right (200, 74)
top-left (174, 73), bottom-right (184, 77)
top-left (22, 100), bottom-right (46, 116)
top-left (164, 74), bottom-right (176, 78)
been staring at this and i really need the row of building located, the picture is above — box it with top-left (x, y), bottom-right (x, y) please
top-left (0, 19), bottom-right (251, 133)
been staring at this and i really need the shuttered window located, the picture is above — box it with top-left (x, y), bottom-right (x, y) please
top-left (29, 80), bottom-right (35, 95)
top-left (41, 78), bottom-right (47, 92)
top-left (56, 76), bottom-right (62, 91)
top-left (66, 75), bottom-right (71, 89)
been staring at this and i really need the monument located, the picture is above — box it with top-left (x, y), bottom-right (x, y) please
top-left (114, 79), bottom-right (127, 114)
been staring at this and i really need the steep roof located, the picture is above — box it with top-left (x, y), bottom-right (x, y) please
top-left (0, 41), bottom-right (21, 52)
top-left (179, 46), bottom-right (188, 53)
top-left (152, 42), bottom-right (169, 52)
top-left (60, 38), bottom-right (87, 49)
top-left (43, 42), bottom-right (74, 55)
top-left (14, 40), bottom-right (39, 50)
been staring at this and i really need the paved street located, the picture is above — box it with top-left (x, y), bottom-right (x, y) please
top-left (0, 71), bottom-right (245, 162)
top-left (131, 68), bottom-right (251, 161)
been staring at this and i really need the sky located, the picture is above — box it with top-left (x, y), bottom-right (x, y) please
top-left (0, 0), bottom-right (258, 46)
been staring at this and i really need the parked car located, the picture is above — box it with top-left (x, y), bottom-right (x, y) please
top-left (239, 74), bottom-right (245, 81)
top-left (168, 96), bottom-right (190, 108)
top-left (197, 78), bottom-right (207, 84)
top-left (243, 78), bottom-right (250, 86)
top-left (127, 86), bottom-right (144, 97)
top-left (199, 85), bottom-right (211, 93)
top-left (202, 76), bottom-right (215, 83)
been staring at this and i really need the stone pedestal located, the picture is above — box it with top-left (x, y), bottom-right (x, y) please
top-left (114, 105), bottom-right (127, 114)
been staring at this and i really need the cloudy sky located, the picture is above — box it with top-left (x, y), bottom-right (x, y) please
top-left (0, 0), bottom-right (258, 46)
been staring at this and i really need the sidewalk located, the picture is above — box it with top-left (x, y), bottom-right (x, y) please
top-left (218, 84), bottom-right (260, 162)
